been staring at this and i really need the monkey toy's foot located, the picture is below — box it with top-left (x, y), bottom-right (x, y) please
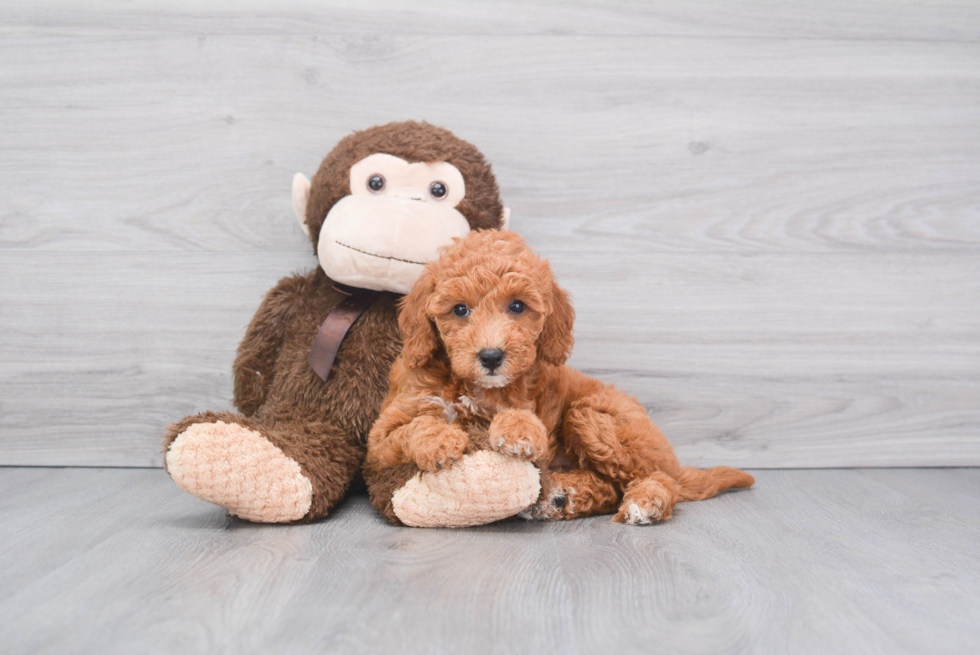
top-left (165, 419), bottom-right (313, 523)
top-left (391, 450), bottom-right (541, 528)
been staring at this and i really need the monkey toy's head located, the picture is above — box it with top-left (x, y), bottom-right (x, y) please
top-left (292, 121), bottom-right (510, 295)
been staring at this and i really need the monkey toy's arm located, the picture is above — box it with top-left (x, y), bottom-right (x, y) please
top-left (232, 281), bottom-right (294, 417)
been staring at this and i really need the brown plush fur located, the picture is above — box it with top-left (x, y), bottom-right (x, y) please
top-left (163, 121), bottom-right (505, 522)
top-left (365, 231), bottom-right (754, 524)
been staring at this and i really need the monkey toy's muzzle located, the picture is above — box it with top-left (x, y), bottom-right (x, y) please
top-left (318, 194), bottom-right (471, 294)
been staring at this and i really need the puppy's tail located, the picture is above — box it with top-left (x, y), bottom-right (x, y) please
top-left (675, 465), bottom-right (754, 502)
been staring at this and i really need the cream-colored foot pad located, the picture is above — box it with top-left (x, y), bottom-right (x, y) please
top-left (166, 421), bottom-right (313, 523)
top-left (392, 450), bottom-right (540, 528)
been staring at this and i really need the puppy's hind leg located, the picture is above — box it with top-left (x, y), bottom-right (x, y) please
top-left (561, 389), bottom-right (684, 483)
top-left (521, 468), bottom-right (619, 521)
top-left (612, 471), bottom-right (681, 525)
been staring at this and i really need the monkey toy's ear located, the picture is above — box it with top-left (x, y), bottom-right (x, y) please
top-left (398, 269), bottom-right (440, 368)
top-left (500, 207), bottom-right (512, 231)
top-left (292, 173), bottom-right (312, 238)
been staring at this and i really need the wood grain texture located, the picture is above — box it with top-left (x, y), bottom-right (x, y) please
top-left (1, 1), bottom-right (978, 466)
top-left (1, 467), bottom-right (979, 655)
top-left (2, 0), bottom-right (979, 40)
top-left (2, 251), bottom-right (976, 467)
top-left (2, 35), bottom-right (978, 255)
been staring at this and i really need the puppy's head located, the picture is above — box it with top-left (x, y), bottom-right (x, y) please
top-left (399, 230), bottom-right (574, 387)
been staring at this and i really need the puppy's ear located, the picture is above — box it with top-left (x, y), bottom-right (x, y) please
top-left (537, 279), bottom-right (575, 366)
top-left (398, 269), bottom-right (440, 368)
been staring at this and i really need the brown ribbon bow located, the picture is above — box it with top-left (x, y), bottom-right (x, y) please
top-left (308, 286), bottom-right (382, 381)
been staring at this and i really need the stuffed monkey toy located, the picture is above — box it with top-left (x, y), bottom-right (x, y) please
top-left (163, 121), bottom-right (540, 526)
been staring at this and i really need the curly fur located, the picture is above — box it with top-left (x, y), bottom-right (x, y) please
top-left (365, 231), bottom-right (754, 524)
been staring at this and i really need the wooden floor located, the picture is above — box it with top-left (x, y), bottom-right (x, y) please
top-left (2, 467), bottom-right (978, 654)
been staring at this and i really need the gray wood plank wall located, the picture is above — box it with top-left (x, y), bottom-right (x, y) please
top-left (1, 1), bottom-right (978, 467)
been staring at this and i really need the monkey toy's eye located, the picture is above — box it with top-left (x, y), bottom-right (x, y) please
top-left (429, 181), bottom-right (447, 200)
top-left (367, 174), bottom-right (385, 193)
top-left (508, 300), bottom-right (526, 314)
top-left (453, 304), bottom-right (469, 317)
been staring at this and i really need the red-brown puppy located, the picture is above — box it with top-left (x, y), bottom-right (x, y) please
top-left (367, 230), bottom-right (754, 524)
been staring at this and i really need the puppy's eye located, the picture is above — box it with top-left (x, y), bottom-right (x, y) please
top-left (429, 182), bottom-right (447, 200)
top-left (453, 304), bottom-right (469, 317)
top-left (508, 300), bottom-right (526, 314)
top-left (367, 174), bottom-right (385, 193)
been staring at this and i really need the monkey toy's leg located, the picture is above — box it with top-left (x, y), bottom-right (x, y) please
top-left (164, 412), bottom-right (363, 523)
top-left (363, 417), bottom-right (542, 528)
top-left (364, 451), bottom-right (542, 528)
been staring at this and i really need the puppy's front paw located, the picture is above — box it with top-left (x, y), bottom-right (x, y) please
top-left (410, 421), bottom-right (469, 472)
top-left (489, 409), bottom-right (548, 461)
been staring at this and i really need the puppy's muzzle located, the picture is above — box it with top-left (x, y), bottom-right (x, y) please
top-left (478, 348), bottom-right (505, 373)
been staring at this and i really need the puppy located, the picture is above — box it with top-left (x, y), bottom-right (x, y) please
top-left (367, 230), bottom-right (753, 524)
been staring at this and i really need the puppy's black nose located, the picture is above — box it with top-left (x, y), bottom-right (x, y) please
top-left (478, 348), bottom-right (505, 372)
